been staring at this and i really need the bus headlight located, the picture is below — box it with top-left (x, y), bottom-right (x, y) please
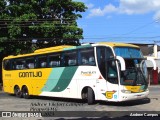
top-left (121, 90), bottom-right (131, 93)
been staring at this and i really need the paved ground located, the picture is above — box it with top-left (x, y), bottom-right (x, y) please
top-left (0, 85), bottom-right (160, 120)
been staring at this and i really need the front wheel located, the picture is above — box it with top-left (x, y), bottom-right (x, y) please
top-left (87, 88), bottom-right (95, 105)
top-left (22, 86), bottom-right (30, 99)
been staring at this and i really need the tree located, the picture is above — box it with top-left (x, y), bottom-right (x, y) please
top-left (0, 0), bottom-right (87, 54)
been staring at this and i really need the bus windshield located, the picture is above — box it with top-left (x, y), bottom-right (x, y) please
top-left (114, 47), bottom-right (148, 86)
top-left (114, 47), bottom-right (142, 58)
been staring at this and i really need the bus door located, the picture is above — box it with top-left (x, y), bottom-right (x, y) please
top-left (96, 46), bottom-right (119, 101)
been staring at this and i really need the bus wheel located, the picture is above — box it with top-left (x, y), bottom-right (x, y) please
top-left (87, 87), bottom-right (95, 105)
top-left (22, 86), bottom-right (30, 99)
top-left (14, 86), bottom-right (22, 98)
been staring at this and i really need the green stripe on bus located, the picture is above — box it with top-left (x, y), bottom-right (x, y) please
top-left (51, 66), bottom-right (78, 92)
top-left (42, 67), bottom-right (65, 91)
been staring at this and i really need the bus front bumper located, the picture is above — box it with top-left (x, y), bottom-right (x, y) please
top-left (119, 90), bottom-right (149, 102)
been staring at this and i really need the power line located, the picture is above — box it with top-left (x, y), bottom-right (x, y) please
top-left (0, 20), bottom-right (78, 28)
top-left (0, 18), bottom-right (76, 21)
top-left (0, 26), bottom-right (72, 28)
top-left (120, 18), bottom-right (160, 36)
top-left (0, 36), bottom-right (159, 43)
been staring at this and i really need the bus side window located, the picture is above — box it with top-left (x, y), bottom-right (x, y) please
top-left (79, 48), bottom-right (95, 66)
top-left (49, 54), bottom-right (61, 67)
top-left (3, 60), bottom-right (11, 70)
top-left (64, 51), bottom-right (77, 66)
top-left (41, 62), bottom-right (47, 68)
top-left (89, 57), bottom-right (95, 65)
top-left (37, 56), bottom-right (47, 68)
top-left (82, 57), bottom-right (88, 64)
top-left (26, 58), bottom-right (35, 69)
top-left (14, 59), bottom-right (26, 70)
top-left (107, 61), bottom-right (117, 78)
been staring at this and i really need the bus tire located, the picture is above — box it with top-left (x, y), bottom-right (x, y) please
top-left (87, 87), bottom-right (95, 105)
top-left (14, 86), bottom-right (22, 98)
top-left (22, 86), bottom-right (30, 99)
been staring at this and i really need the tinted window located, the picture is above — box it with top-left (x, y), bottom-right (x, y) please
top-left (3, 60), bottom-right (11, 70)
top-left (79, 48), bottom-right (95, 66)
top-left (64, 51), bottom-right (77, 66)
top-left (49, 54), bottom-right (61, 67)
top-left (37, 56), bottom-right (47, 68)
top-left (114, 47), bottom-right (142, 58)
top-left (13, 59), bottom-right (26, 70)
top-left (26, 57), bottom-right (35, 69)
top-left (97, 46), bottom-right (118, 84)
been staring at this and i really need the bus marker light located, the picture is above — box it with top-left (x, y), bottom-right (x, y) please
top-left (98, 76), bottom-right (103, 79)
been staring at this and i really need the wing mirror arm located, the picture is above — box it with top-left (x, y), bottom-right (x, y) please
top-left (147, 57), bottom-right (156, 70)
top-left (116, 56), bottom-right (126, 71)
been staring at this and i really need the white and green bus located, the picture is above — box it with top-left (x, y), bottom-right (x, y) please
top-left (2, 42), bottom-right (156, 104)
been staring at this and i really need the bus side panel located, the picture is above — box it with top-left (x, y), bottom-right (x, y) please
top-left (40, 67), bottom-right (65, 97)
top-left (3, 70), bottom-right (14, 93)
top-left (40, 66), bottom-right (100, 99)
top-left (95, 78), bottom-right (108, 100)
top-left (76, 66), bottom-right (99, 99)
top-left (8, 70), bottom-right (33, 94)
top-left (75, 66), bottom-right (120, 102)
top-left (3, 79), bottom-right (12, 93)
top-left (60, 67), bottom-right (78, 98)
top-left (40, 67), bottom-right (78, 98)
top-left (3, 68), bottom-right (52, 95)
top-left (31, 68), bottom-right (52, 95)
top-left (41, 66), bottom-right (99, 99)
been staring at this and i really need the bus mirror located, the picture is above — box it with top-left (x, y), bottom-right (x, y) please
top-left (116, 56), bottom-right (126, 71)
top-left (147, 57), bottom-right (156, 70)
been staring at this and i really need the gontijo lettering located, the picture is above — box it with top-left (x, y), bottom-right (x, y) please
top-left (19, 71), bottom-right (42, 78)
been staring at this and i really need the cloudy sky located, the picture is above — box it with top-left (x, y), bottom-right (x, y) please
top-left (75, 0), bottom-right (160, 44)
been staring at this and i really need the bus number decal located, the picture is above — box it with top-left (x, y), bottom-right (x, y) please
top-left (19, 71), bottom-right (42, 78)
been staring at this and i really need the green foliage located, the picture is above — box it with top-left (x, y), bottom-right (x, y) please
top-left (0, 0), bottom-right (87, 55)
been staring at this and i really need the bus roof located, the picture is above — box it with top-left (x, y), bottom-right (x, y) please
top-left (97, 42), bottom-right (140, 48)
top-left (3, 45), bottom-right (74, 60)
top-left (34, 45), bottom-right (74, 53)
top-left (3, 42), bottom-right (139, 60)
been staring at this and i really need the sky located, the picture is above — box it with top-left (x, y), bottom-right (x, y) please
top-left (75, 0), bottom-right (160, 44)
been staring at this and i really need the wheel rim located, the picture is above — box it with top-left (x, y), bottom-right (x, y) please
top-left (14, 86), bottom-right (21, 97)
top-left (22, 87), bottom-right (29, 98)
